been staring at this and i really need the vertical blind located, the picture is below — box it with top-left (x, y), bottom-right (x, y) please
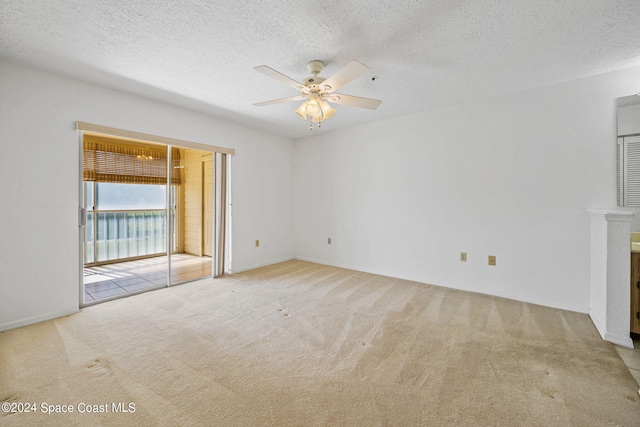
top-left (83, 134), bottom-right (181, 185)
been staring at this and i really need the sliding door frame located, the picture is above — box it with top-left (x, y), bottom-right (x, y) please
top-left (77, 122), bottom-right (234, 308)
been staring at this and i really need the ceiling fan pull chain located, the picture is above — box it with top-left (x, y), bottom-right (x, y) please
top-left (309, 118), bottom-right (313, 131)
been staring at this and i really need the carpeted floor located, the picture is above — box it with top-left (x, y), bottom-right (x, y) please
top-left (1, 260), bottom-right (639, 426)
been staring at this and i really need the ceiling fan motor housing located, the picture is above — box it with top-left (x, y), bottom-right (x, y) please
top-left (303, 77), bottom-right (326, 86)
top-left (304, 60), bottom-right (327, 89)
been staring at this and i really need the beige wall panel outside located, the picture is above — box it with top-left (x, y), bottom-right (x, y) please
top-left (175, 148), bottom-right (186, 253)
top-left (183, 150), bottom-right (204, 256)
top-left (203, 158), bottom-right (214, 256)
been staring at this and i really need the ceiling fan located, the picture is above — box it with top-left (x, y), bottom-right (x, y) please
top-left (253, 60), bottom-right (382, 130)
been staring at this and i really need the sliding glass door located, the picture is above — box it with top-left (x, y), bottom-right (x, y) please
top-left (81, 135), bottom-right (216, 305)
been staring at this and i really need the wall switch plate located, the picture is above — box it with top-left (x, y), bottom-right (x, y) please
top-left (328, 237), bottom-right (332, 245)
top-left (460, 252), bottom-right (467, 262)
top-left (488, 255), bottom-right (496, 266)
top-left (255, 240), bottom-right (260, 247)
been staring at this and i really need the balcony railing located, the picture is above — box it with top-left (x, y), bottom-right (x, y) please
top-left (85, 209), bottom-right (175, 265)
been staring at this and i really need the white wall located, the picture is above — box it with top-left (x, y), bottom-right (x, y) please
top-left (0, 60), bottom-right (294, 331)
top-left (294, 65), bottom-right (640, 313)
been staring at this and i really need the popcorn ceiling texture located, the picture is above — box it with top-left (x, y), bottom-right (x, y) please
top-left (0, 260), bottom-right (638, 426)
top-left (0, 0), bottom-right (639, 138)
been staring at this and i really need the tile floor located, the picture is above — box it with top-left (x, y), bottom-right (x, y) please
top-left (615, 339), bottom-right (640, 392)
top-left (84, 253), bottom-right (212, 303)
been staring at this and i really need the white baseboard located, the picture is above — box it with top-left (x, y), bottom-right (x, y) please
top-left (589, 309), bottom-right (634, 348)
top-left (605, 332), bottom-right (634, 348)
top-left (294, 256), bottom-right (589, 314)
top-left (0, 306), bottom-right (79, 333)
top-left (589, 309), bottom-right (606, 340)
top-left (231, 256), bottom-right (295, 274)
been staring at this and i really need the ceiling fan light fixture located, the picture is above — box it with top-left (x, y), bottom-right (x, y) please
top-left (311, 100), bottom-right (336, 122)
top-left (304, 98), bottom-right (321, 117)
top-left (294, 103), bottom-right (307, 119)
top-left (320, 100), bottom-right (335, 119)
top-left (296, 98), bottom-right (337, 123)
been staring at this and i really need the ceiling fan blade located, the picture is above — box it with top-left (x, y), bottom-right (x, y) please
top-left (254, 95), bottom-right (306, 107)
top-left (322, 61), bottom-right (370, 92)
top-left (254, 65), bottom-right (305, 91)
top-left (328, 94), bottom-right (382, 110)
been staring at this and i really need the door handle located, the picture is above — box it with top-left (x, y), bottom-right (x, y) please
top-left (78, 208), bottom-right (86, 226)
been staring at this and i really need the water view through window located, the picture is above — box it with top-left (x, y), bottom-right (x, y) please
top-left (95, 183), bottom-right (166, 210)
top-left (85, 183), bottom-right (175, 264)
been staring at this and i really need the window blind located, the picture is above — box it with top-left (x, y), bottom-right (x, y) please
top-left (624, 136), bottom-right (640, 206)
top-left (83, 134), bottom-right (181, 185)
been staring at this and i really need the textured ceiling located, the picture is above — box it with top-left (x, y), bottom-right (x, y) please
top-left (1, 0), bottom-right (640, 139)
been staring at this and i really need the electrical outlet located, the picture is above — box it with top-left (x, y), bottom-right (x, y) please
top-left (328, 237), bottom-right (332, 245)
top-left (488, 255), bottom-right (496, 266)
top-left (255, 240), bottom-right (260, 247)
top-left (460, 252), bottom-right (467, 262)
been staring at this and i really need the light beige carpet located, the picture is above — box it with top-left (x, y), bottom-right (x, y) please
top-left (1, 260), bottom-right (639, 426)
